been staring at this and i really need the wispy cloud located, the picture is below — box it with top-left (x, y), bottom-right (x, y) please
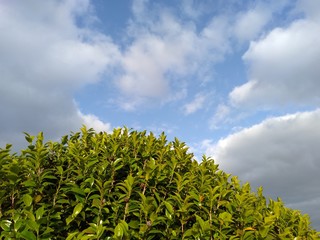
top-left (113, 0), bottom-right (232, 110)
top-left (209, 104), bottom-right (231, 129)
top-left (233, 0), bottom-right (289, 43)
top-left (183, 93), bottom-right (207, 115)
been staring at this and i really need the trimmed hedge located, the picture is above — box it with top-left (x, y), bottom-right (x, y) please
top-left (0, 127), bottom-right (318, 239)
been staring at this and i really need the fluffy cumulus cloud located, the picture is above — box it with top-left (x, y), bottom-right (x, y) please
top-left (79, 112), bottom-right (112, 133)
top-left (0, 0), bottom-right (117, 149)
top-left (230, 2), bottom-right (320, 108)
top-left (205, 110), bottom-right (320, 227)
top-left (115, 0), bottom-right (232, 110)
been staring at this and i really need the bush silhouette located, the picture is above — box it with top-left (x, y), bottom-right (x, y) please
top-left (0, 127), bottom-right (318, 239)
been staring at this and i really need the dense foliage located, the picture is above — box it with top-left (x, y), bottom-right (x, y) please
top-left (0, 127), bottom-right (318, 239)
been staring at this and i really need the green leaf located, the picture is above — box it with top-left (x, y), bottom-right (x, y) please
top-left (0, 220), bottom-right (12, 232)
top-left (82, 225), bottom-right (96, 234)
top-left (92, 198), bottom-right (101, 208)
top-left (165, 210), bottom-right (172, 220)
top-left (24, 210), bottom-right (35, 222)
top-left (70, 187), bottom-right (85, 197)
top-left (20, 230), bottom-right (36, 240)
top-left (264, 215), bottom-right (275, 225)
top-left (120, 220), bottom-right (129, 233)
top-left (195, 215), bottom-right (210, 232)
top-left (164, 201), bottom-right (174, 215)
top-left (14, 219), bottom-right (24, 232)
top-left (57, 166), bottom-right (63, 175)
top-left (114, 222), bottom-right (124, 238)
top-left (259, 226), bottom-right (270, 238)
top-left (97, 224), bottom-right (106, 238)
top-left (24, 133), bottom-right (34, 144)
top-left (72, 203), bottom-right (84, 217)
top-left (128, 220), bottom-right (140, 229)
top-left (23, 194), bottom-right (33, 207)
top-left (5, 143), bottom-right (12, 150)
top-left (61, 135), bottom-right (68, 145)
top-left (66, 215), bottom-right (74, 225)
top-left (26, 220), bottom-right (39, 232)
top-left (66, 232), bottom-right (78, 240)
top-left (183, 228), bottom-right (195, 238)
top-left (113, 158), bottom-right (124, 171)
top-left (35, 206), bottom-right (45, 220)
top-left (24, 180), bottom-right (36, 187)
top-left (42, 227), bottom-right (54, 235)
top-left (219, 212), bottom-right (233, 223)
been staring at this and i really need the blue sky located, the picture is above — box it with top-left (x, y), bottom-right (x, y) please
top-left (1, 0), bottom-right (320, 229)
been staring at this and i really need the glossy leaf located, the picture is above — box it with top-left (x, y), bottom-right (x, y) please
top-left (35, 206), bottom-right (45, 220)
top-left (20, 230), bottom-right (36, 240)
top-left (0, 220), bottom-right (12, 232)
top-left (114, 222), bottom-right (124, 238)
top-left (23, 194), bottom-right (33, 207)
top-left (72, 203), bottom-right (84, 217)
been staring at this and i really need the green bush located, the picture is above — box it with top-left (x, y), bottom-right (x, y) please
top-left (0, 126), bottom-right (319, 239)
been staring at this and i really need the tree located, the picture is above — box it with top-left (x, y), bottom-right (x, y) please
top-left (0, 126), bottom-right (318, 239)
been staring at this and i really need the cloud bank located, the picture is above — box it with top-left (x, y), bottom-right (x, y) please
top-left (206, 110), bottom-right (320, 227)
top-left (0, 0), bottom-right (115, 149)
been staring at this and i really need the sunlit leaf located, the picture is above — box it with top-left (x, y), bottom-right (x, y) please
top-left (0, 220), bottom-right (12, 232)
top-left (23, 194), bottom-right (33, 207)
top-left (72, 203), bottom-right (84, 217)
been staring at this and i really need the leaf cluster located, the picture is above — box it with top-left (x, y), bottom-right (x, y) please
top-left (0, 127), bottom-right (319, 239)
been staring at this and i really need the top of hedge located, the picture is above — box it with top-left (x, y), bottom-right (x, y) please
top-left (0, 126), bottom-right (319, 239)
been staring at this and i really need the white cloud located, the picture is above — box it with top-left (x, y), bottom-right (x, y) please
top-left (114, 1), bottom-right (232, 110)
top-left (0, 0), bottom-right (116, 149)
top-left (233, 1), bottom-right (289, 43)
top-left (229, 81), bottom-right (258, 107)
top-left (204, 109), bottom-right (320, 228)
top-left (79, 112), bottom-right (112, 133)
top-left (209, 104), bottom-right (231, 129)
top-left (118, 34), bottom-right (172, 98)
top-left (183, 94), bottom-right (207, 115)
top-left (230, 16), bottom-right (320, 108)
top-left (234, 7), bottom-right (270, 42)
top-left (115, 0), bottom-right (295, 111)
